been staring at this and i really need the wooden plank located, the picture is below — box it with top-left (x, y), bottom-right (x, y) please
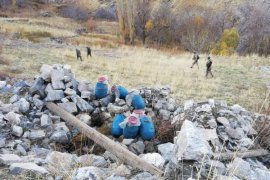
top-left (46, 102), bottom-right (163, 177)
top-left (213, 149), bottom-right (270, 161)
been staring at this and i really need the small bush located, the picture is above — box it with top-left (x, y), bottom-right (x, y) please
top-left (21, 31), bottom-right (52, 43)
top-left (212, 28), bottom-right (240, 56)
top-left (0, 0), bottom-right (12, 8)
top-left (59, 5), bottom-right (90, 21)
top-left (95, 6), bottom-right (117, 21)
top-left (255, 117), bottom-right (270, 150)
top-left (154, 118), bottom-right (175, 143)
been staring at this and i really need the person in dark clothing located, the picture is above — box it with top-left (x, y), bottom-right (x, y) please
top-left (190, 52), bottom-right (200, 69)
top-left (76, 49), bottom-right (83, 61)
top-left (86, 47), bottom-right (92, 58)
top-left (206, 56), bottom-right (214, 78)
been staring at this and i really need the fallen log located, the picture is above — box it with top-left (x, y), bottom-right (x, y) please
top-left (46, 102), bottom-right (163, 177)
top-left (213, 149), bottom-right (270, 161)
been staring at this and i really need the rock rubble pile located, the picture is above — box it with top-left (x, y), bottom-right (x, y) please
top-left (0, 64), bottom-right (269, 180)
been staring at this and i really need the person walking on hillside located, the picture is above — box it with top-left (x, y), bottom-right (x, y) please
top-left (190, 51), bottom-right (200, 69)
top-left (86, 47), bottom-right (92, 58)
top-left (76, 49), bottom-right (83, 61)
top-left (206, 56), bottom-right (214, 78)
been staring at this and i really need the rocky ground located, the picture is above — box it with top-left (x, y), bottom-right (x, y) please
top-left (0, 64), bottom-right (269, 180)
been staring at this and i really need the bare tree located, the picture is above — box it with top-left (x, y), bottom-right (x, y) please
top-left (236, 0), bottom-right (270, 56)
top-left (134, 0), bottom-right (151, 45)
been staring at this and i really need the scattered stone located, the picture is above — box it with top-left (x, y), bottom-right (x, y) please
top-left (129, 141), bottom-right (145, 155)
top-left (0, 81), bottom-right (6, 89)
top-left (51, 69), bottom-right (65, 90)
top-left (4, 112), bottom-right (21, 125)
top-left (159, 109), bottom-right (171, 120)
top-left (9, 162), bottom-right (49, 175)
top-left (108, 103), bottom-right (129, 114)
top-left (40, 114), bottom-right (52, 128)
top-left (114, 164), bottom-right (131, 177)
top-left (12, 125), bottom-right (23, 137)
top-left (140, 153), bottom-right (165, 168)
top-left (76, 113), bottom-right (91, 125)
top-left (130, 172), bottom-right (156, 180)
top-left (46, 90), bottom-right (64, 101)
top-left (227, 158), bottom-right (252, 179)
top-left (40, 64), bottom-right (53, 81)
top-left (46, 151), bottom-right (78, 175)
top-left (217, 117), bottom-right (230, 127)
top-left (175, 120), bottom-right (213, 161)
top-left (29, 77), bottom-right (45, 98)
top-left (58, 102), bottom-right (78, 113)
top-left (72, 166), bottom-right (105, 180)
top-left (64, 88), bottom-right (76, 96)
top-left (50, 130), bottom-right (69, 144)
top-left (71, 95), bottom-right (94, 112)
top-left (29, 130), bottom-right (46, 140)
top-left (184, 100), bottom-right (195, 110)
top-left (0, 137), bottom-right (6, 148)
top-left (9, 94), bottom-right (20, 103)
top-left (122, 139), bottom-right (135, 146)
top-left (0, 154), bottom-right (22, 165)
top-left (78, 154), bottom-right (108, 168)
top-left (225, 127), bottom-right (245, 140)
top-left (158, 142), bottom-right (175, 162)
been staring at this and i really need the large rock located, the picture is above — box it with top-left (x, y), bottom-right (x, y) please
top-left (157, 143), bottom-right (175, 162)
top-left (76, 113), bottom-right (91, 125)
top-left (71, 95), bottom-right (94, 112)
top-left (4, 112), bottom-right (21, 125)
top-left (225, 127), bottom-right (245, 140)
top-left (9, 162), bottom-right (49, 175)
top-left (140, 153), bottom-right (165, 168)
top-left (0, 154), bottom-right (22, 165)
top-left (0, 81), bottom-right (6, 89)
top-left (51, 69), bottom-right (65, 90)
top-left (130, 172), bottom-right (156, 180)
top-left (72, 166), bottom-right (105, 180)
top-left (58, 102), bottom-right (78, 113)
top-left (46, 151), bottom-right (78, 175)
top-left (175, 120), bottom-right (213, 161)
top-left (40, 64), bottom-right (53, 81)
top-left (107, 103), bottom-right (129, 114)
top-left (12, 125), bottom-right (23, 137)
top-left (46, 90), bottom-right (64, 101)
top-left (78, 154), bottom-right (108, 168)
top-left (29, 130), bottom-right (46, 140)
top-left (50, 130), bottom-right (69, 144)
top-left (227, 158), bottom-right (252, 179)
top-left (40, 114), bottom-right (52, 128)
top-left (129, 141), bottom-right (145, 155)
top-left (217, 117), bottom-right (230, 127)
top-left (29, 77), bottom-right (45, 98)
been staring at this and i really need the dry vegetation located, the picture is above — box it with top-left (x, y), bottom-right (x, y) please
top-left (0, 17), bottom-right (269, 113)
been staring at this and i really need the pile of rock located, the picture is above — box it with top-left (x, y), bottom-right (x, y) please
top-left (0, 64), bottom-right (269, 180)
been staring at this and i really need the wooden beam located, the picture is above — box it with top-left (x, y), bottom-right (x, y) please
top-left (213, 149), bottom-right (270, 161)
top-left (46, 102), bottom-right (163, 177)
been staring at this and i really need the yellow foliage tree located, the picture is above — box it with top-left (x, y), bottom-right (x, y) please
top-left (145, 20), bottom-right (154, 33)
top-left (211, 28), bottom-right (240, 56)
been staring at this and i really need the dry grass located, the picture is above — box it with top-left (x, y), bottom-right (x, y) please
top-left (0, 17), bottom-right (269, 112)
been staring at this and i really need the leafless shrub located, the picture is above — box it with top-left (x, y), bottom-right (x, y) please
top-left (236, 0), bottom-right (270, 56)
top-left (59, 5), bottom-right (90, 21)
top-left (95, 6), bottom-right (117, 21)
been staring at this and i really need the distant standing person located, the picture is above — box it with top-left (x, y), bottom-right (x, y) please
top-left (76, 49), bottom-right (83, 61)
top-left (206, 56), bottom-right (214, 78)
top-left (190, 52), bottom-right (200, 69)
top-left (86, 47), bottom-right (92, 58)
